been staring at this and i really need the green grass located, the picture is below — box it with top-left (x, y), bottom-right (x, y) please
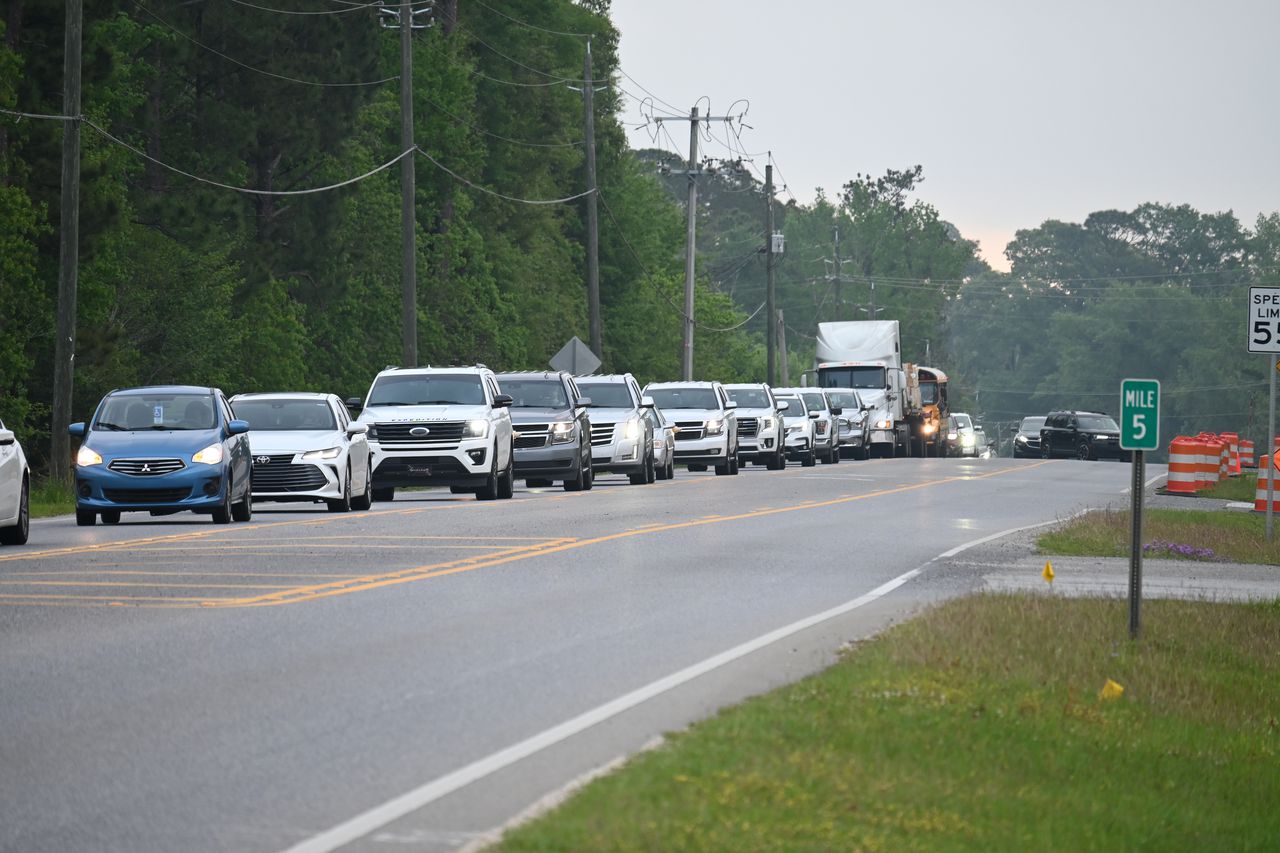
top-left (1194, 473), bottom-right (1260, 503)
top-left (29, 478), bottom-right (75, 519)
top-left (497, 595), bottom-right (1280, 852)
top-left (1038, 508), bottom-right (1280, 565)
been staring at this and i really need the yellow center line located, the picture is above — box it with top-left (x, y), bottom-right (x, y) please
top-left (0, 580), bottom-right (301, 590)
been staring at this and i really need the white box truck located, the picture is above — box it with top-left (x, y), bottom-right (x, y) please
top-left (812, 320), bottom-right (914, 458)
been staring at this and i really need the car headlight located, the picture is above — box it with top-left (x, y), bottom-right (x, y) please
top-left (704, 418), bottom-right (725, 436)
top-left (301, 446), bottom-right (341, 461)
top-left (875, 418), bottom-right (893, 430)
top-left (922, 423), bottom-right (936, 435)
top-left (622, 418), bottom-right (642, 440)
top-left (961, 434), bottom-right (976, 447)
top-left (550, 421), bottom-right (576, 444)
top-left (76, 446), bottom-right (103, 467)
top-left (947, 432), bottom-right (959, 440)
top-left (192, 443), bottom-right (224, 465)
top-left (463, 419), bottom-right (489, 439)
top-left (787, 423), bottom-right (804, 434)
top-left (1015, 434), bottom-right (1028, 444)
top-left (760, 417), bottom-right (773, 431)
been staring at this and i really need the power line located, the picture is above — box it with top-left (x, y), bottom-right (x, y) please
top-left (467, 0), bottom-right (591, 38)
top-left (225, 0), bottom-right (388, 16)
top-left (414, 146), bottom-right (593, 204)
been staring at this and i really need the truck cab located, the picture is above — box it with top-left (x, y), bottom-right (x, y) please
top-left (815, 361), bottom-right (908, 457)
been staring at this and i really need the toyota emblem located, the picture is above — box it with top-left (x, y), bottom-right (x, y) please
top-left (256, 456), bottom-right (271, 465)
top-left (409, 426), bottom-right (431, 437)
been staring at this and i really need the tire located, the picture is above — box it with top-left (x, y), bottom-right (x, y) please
top-left (76, 508), bottom-right (96, 527)
top-left (1077, 443), bottom-right (1092, 461)
top-left (476, 457), bottom-right (500, 499)
top-left (327, 466), bottom-right (353, 512)
top-left (101, 509), bottom-right (121, 525)
top-left (373, 486), bottom-right (396, 502)
top-left (351, 460), bottom-right (373, 510)
top-left (728, 454), bottom-right (739, 475)
top-left (212, 478), bottom-right (233, 524)
top-left (563, 453), bottom-right (588, 491)
top-left (232, 479), bottom-right (253, 521)
top-left (583, 463), bottom-right (595, 490)
top-left (0, 478), bottom-right (29, 545)
top-left (714, 461), bottom-right (731, 475)
top-left (1041, 441), bottom-right (1052, 460)
top-left (645, 451), bottom-right (656, 484)
top-left (802, 451), bottom-right (817, 468)
top-left (497, 450), bottom-right (515, 499)
top-left (821, 446), bottom-right (835, 464)
top-left (665, 458), bottom-right (674, 480)
top-left (655, 455), bottom-right (668, 480)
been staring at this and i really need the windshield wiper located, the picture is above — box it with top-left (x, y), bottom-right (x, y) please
top-left (415, 400), bottom-right (464, 405)
top-left (369, 401), bottom-right (412, 406)
top-left (93, 422), bottom-right (129, 431)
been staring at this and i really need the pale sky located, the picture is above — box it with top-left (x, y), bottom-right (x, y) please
top-left (611, 0), bottom-right (1279, 271)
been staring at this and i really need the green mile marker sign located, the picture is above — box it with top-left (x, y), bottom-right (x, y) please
top-left (1120, 379), bottom-right (1160, 452)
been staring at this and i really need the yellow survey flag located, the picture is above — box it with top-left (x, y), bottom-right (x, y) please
top-left (1099, 679), bottom-right (1125, 701)
top-left (1042, 560), bottom-right (1055, 583)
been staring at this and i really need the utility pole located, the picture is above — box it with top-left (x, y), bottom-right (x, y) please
top-left (765, 163), bottom-right (776, 385)
top-left (51, 0), bottom-right (83, 484)
top-left (832, 225), bottom-right (842, 321)
top-left (582, 38), bottom-right (602, 359)
top-left (398, 0), bottom-right (417, 368)
top-left (777, 309), bottom-right (789, 385)
top-left (681, 106), bottom-right (699, 380)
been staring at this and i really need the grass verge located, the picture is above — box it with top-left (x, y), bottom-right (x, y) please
top-left (1038, 508), bottom-right (1280, 565)
top-left (29, 478), bottom-right (76, 519)
top-left (497, 594), bottom-right (1280, 852)
top-left (1198, 473), bottom-right (1258, 503)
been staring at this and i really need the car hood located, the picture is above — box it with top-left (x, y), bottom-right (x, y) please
top-left (509, 408), bottom-right (573, 425)
top-left (665, 408), bottom-right (726, 422)
top-left (734, 407), bottom-right (775, 418)
top-left (358, 404), bottom-right (487, 423)
top-left (583, 407), bottom-right (637, 425)
top-left (85, 428), bottom-right (224, 460)
top-left (246, 430), bottom-right (341, 454)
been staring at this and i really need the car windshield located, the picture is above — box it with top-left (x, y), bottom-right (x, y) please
top-left (499, 380), bottom-right (569, 409)
top-left (952, 414), bottom-right (972, 430)
top-left (94, 392), bottom-right (218, 431)
top-left (726, 388), bottom-right (769, 408)
top-left (801, 393), bottom-right (826, 413)
top-left (576, 382), bottom-right (634, 408)
top-left (1079, 415), bottom-right (1119, 431)
top-left (777, 397), bottom-right (805, 418)
top-left (367, 374), bottom-right (485, 406)
top-left (233, 399), bottom-right (335, 431)
top-left (647, 388), bottom-right (719, 410)
top-left (1020, 416), bottom-right (1047, 433)
top-left (819, 366), bottom-right (885, 389)
top-left (825, 391), bottom-right (859, 409)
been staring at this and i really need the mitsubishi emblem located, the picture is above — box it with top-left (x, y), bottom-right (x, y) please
top-left (141, 463), bottom-right (151, 473)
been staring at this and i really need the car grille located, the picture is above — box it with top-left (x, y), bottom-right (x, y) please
top-left (372, 421), bottom-right (466, 449)
top-left (515, 424), bottom-right (549, 449)
top-left (675, 421), bottom-right (704, 441)
top-left (737, 417), bottom-right (758, 437)
top-left (103, 487), bottom-right (191, 504)
top-left (252, 460), bottom-right (327, 492)
top-left (590, 423), bottom-right (616, 447)
top-left (108, 458), bottom-right (185, 476)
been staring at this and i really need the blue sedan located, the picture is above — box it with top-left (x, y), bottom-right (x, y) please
top-left (69, 386), bottom-right (253, 526)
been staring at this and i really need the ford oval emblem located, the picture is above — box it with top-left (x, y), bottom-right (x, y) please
top-left (409, 427), bottom-right (431, 437)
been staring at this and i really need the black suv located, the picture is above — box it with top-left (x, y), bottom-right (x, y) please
top-left (1040, 410), bottom-right (1127, 461)
top-left (496, 371), bottom-right (594, 491)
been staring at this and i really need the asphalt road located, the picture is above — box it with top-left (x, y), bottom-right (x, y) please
top-left (0, 457), bottom-right (1147, 852)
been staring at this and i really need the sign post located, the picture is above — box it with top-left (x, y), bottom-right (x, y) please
top-left (1120, 378), bottom-right (1160, 639)
top-left (1247, 286), bottom-right (1280, 541)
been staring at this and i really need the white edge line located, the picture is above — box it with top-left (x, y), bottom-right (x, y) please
top-left (280, 514), bottom-right (1089, 853)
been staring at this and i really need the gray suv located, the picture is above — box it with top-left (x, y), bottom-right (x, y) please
top-left (574, 374), bottom-right (656, 485)
top-left (497, 371), bottom-right (594, 492)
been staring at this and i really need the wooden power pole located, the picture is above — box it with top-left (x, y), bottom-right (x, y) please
top-left (582, 38), bottom-right (602, 359)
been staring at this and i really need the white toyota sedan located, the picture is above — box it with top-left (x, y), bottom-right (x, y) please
top-left (230, 393), bottom-right (372, 512)
top-left (0, 417), bottom-right (30, 545)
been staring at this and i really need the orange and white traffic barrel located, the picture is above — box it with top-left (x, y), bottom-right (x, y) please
top-left (1220, 432), bottom-right (1241, 477)
top-left (1240, 439), bottom-right (1256, 469)
top-left (1165, 437), bottom-right (1199, 494)
top-left (1254, 455), bottom-right (1280, 513)
top-left (1219, 441), bottom-right (1230, 482)
top-left (1197, 436), bottom-right (1222, 490)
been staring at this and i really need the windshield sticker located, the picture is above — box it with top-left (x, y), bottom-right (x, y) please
top-left (153, 405), bottom-right (164, 425)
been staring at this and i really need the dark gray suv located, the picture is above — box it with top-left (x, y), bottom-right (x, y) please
top-left (497, 372), bottom-right (594, 491)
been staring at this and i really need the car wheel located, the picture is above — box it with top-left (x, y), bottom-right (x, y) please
top-left (583, 462), bottom-right (595, 490)
top-left (1077, 443), bottom-right (1092, 461)
top-left (476, 456), bottom-right (500, 500)
top-left (351, 460), bottom-right (373, 510)
top-left (232, 480), bottom-right (253, 522)
top-left (665, 458), bottom-right (675, 480)
top-left (1041, 441), bottom-right (1052, 460)
top-left (0, 478), bottom-right (30, 545)
top-left (714, 461), bottom-right (731, 475)
top-left (728, 453), bottom-right (739, 475)
top-left (212, 478), bottom-right (233, 524)
top-left (655, 454), bottom-right (668, 481)
top-left (327, 466), bottom-right (353, 513)
top-left (101, 509), bottom-right (121, 525)
top-left (497, 448), bottom-right (515, 499)
top-left (373, 486), bottom-right (396, 502)
top-left (563, 455), bottom-right (587, 491)
top-left (76, 508), bottom-right (96, 527)
top-left (802, 450), bottom-right (817, 467)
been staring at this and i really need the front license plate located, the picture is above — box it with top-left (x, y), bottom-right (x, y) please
top-left (407, 465), bottom-right (431, 476)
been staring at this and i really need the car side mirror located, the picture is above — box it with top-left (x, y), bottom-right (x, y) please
top-left (227, 419), bottom-right (250, 436)
top-left (576, 396), bottom-right (592, 408)
top-left (68, 422), bottom-right (87, 437)
top-left (345, 397), bottom-right (363, 411)
top-left (725, 400), bottom-right (738, 410)
top-left (777, 401), bottom-right (790, 411)
top-left (640, 396), bottom-right (655, 409)
top-left (346, 422), bottom-right (369, 436)
top-left (493, 394), bottom-right (513, 408)
top-left (830, 406), bottom-right (843, 416)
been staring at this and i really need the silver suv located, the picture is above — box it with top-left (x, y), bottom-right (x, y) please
top-left (644, 381), bottom-right (739, 476)
top-left (574, 374), bottom-right (656, 485)
top-left (723, 383), bottom-right (787, 470)
top-left (349, 365), bottom-right (515, 501)
top-left (497, 371), bottom-right (593, 492)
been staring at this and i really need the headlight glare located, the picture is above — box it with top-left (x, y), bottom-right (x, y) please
top-left (301, 446), bottom-right (341, 461)
top-left (875, 418), bottom-right (893, 430)
top-left (622, 418), bottom-right (642, 440)
top-left (76, 446), bottom-right (103, 467)
top-left (192, 443), bottom-right (224, 465)
top-left (704, 418), bottom-right (725, 436)
top-left (550, 421), bottom-right (576, 443)
top-left (463, 419), bottom-right (489, 439)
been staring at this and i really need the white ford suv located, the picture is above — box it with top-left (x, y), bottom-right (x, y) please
top-left (644, 381), bottom-right (739, 476)
top-left (723, 383), bottom-right (787, 470)
top-left (349, 365), bottom-right (515, 502)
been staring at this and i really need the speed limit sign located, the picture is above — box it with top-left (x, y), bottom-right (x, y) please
top-left (1249, 287), bottom-right (1280, 353)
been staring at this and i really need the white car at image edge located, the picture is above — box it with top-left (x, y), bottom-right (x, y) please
top-left (230, 392), bottom-right (374, 512)
top-left (0, 417), bottom-right (31, 545)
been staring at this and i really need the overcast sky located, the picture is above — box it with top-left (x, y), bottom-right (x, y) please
top-left (610, 0), bottom-right (1279, 270)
